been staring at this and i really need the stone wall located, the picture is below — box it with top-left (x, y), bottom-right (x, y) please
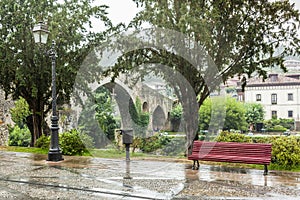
top-left (0, 124), bottom-right (8, 146)
top-left (0, 90), bottom-right (13, 146)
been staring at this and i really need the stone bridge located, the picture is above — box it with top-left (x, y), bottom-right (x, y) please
top-left (69, 75), bottom-right (175, 135)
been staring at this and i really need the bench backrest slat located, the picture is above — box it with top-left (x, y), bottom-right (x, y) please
top-left (189, 141), bottom-right (272, 163)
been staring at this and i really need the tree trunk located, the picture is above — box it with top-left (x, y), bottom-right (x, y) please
top-left (181, 96), bottom-right (199, 157)
top-left (174, 73), bottom-right (199, 157)
top-left (26, 100), bottom-right (45, 147)
top-left (32, 109), bottom-right (38, 146)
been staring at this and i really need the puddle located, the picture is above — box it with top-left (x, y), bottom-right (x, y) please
top-left (185, 163), bottom-right (300, 189)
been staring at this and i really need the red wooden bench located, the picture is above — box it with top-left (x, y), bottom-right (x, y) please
top-left (188, 141), bottom-right (272, 175)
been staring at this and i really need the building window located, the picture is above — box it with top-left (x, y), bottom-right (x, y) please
top-left (288, 93), bottom-right (293, 101)
top-left (256, 94), bottom-right (261, 101)
top-left (288, 110), bottom-right (293, 118)
top-left (271, 94), bottom-right (277, 104)
top-left (271, 111), bottom-right (277, 119)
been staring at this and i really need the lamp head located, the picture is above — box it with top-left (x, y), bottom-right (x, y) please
top-left (32, 21), bottom-right (49, 44)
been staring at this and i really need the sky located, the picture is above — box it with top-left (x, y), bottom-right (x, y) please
top-left (103, 0), bottom-right (141, 25)
top-left (290, 0), bottom-right (300, 11)
top-left (105, 0), bottom-right (300, 25)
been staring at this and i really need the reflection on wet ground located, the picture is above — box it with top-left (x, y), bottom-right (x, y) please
top-left (0, 151), bottom-right (299, 199)
top-left (190, 164), bottom-right (300, 189)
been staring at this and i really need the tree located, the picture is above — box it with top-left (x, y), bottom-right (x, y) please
top-left (10, 97), bottom-right (31, 128)
top-left (199, 97), bottom-right (247, 132)
top-left (78, 87), bottom-right (119, 148)
top-left (244, 103), bottom-right (264, 130)
top-left (94, 87), bottom-right (119, 145)
top-left (170, 103), bottom-right (183, 131)
top-left (0, 0), bottom-right (111, 146)
top-left (106, 0), bottom-right (300, 153)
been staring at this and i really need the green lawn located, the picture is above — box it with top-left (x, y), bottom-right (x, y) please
top-left (0, 146), bottom-right (182, 160)
top-left (0, 146), bottom-right (49, 154)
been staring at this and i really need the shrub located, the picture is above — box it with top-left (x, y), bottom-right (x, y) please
top-left (251, 136), bottom-right (280, 144)
top-left (266, 125), bottom-right (286, 132)
top-left (59, 129), bottom-right (95, 156)
top-left (162, 137), bottom-right (186, 156)
top-left (215, 131), bottom-right (252, 143)
top-left (9, 125), bottom-right (31, 147)
top-left (215, 131), bottom-right (300, 170)
top-left (271, 136), bottom-right (300, 169)
top-left (35, 134), bottom-right (50, 149)
top-left (35, 129), bottom-right (95, 156)
top-left (9, 97), bottom-right (31, 127)
top-left (138, 135), bottom-right (171, 153)
top-left (264, 118), bottom-right (294, 131)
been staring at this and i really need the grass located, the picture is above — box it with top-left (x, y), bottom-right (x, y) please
top-left (269, 163), bottom-right (300, 172)
top-left (0, 146), bottom-right (48, 154)
top-left (0, 146), bottom-right (182, 160)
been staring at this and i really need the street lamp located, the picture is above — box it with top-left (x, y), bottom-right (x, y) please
top-left (33, 21), bottom-right (63, 161)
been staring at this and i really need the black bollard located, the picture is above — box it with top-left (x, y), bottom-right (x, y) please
top-left (120, 129), bottom-right (133, 161)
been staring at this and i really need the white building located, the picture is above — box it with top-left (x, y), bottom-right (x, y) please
top-left (244, 73), bottom-right (300, 120)
top-left (283, 60), bottom-right (300, 72)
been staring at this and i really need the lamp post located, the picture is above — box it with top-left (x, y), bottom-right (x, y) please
top-left (33, 21), bottom-right (63, 161)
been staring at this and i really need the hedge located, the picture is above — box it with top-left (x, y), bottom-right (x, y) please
top-left (214, 131), bottom-right (300, 170)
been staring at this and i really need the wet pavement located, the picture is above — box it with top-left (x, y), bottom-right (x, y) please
top-left (0, 151), bottom-right (299, 199)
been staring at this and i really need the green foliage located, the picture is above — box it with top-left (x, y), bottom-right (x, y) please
top-left (0, 0), bottom-right (112, 144)
top-left (199, 97), bottom-right (247, 132)
top-left (199, 98), bottom-right (212, 131)
top-left (135, 97), bottom-right (150, 128)
top-left (271, 136), bottom-right (300, 169)
top-left (161, 137), bottom-right (186, 156)
top-left (225, 87), bottom-right (236, 94)
top-left (224, 98), bottom-right (247, 131)
top-left (10, 97), bottom-right (32, 127)
top-left (251, 136), bottom-right (280, 144)
top-left (35, 129), bottom-right (95, 156)
top-left (78, 87), bottom-right (120, 148)
top-left (215, 131), bottom-right (252, 143)
top-left (170, 104), bottom-right (183, 131)
top-left (124, 0), bottom-right (300, 111)
top-left (94, 87), bottom-right (119, 143)
top-left (35, 134), bottom-right (50, 149)
top-left (267, 125), bottom-right (287, 132)
top-left (170, 104), bottom-right (183, 121)
top-left (215, 132), bottom-right (300, 170)
top-left (8, 125), bottom-right (31, 147)
top-left (244, 103), bottom-right (264, 125)
top-left (130, 97), bottom-right (150, 137)
top-left (264, 118), bottom-right (294, 131)
top-left (59, 129), bottom-right (95, 156)
top-left (136, 135), bottom-right (171, 153)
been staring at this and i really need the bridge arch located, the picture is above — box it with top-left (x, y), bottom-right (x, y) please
top-left (72, 77), bottom-right (136, 130)
top-left (152, 105), bottom-right (166, 131)
top-left (142, 102), bottom-right (149, 112)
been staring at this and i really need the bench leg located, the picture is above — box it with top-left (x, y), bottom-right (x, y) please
top-left (264, 165), bottom-right (268, 176)
top-left (192, 160), bottom-right (200, 170)
top-left (192, 160), bottom-right (196, 170)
